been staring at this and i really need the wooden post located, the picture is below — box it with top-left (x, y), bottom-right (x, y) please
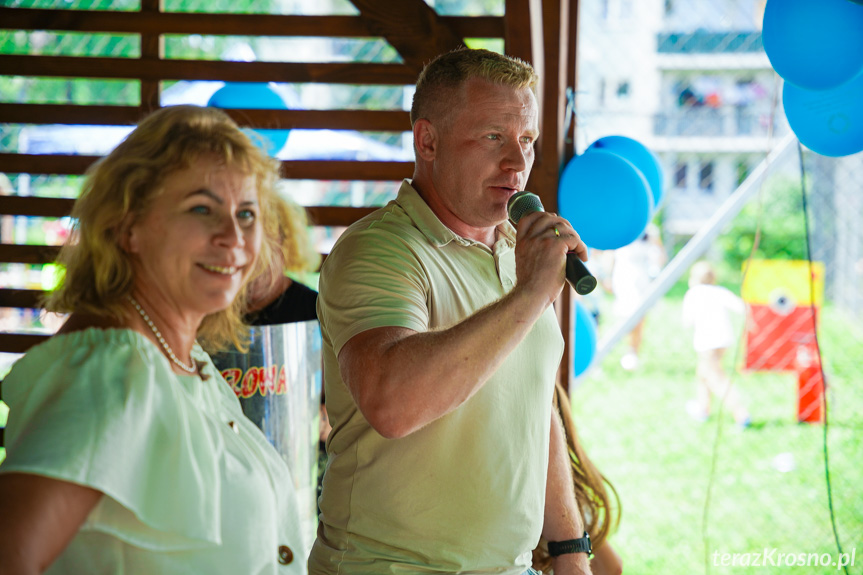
top-left (348, 0), bottom-right (465, 73)
top-left (140, 0), bottom-right (163, 114)
top-left (520, 0), bottom-right (578, 390)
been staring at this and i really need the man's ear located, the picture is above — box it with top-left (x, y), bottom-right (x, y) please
top-left (116, 213), bottom-right (139, 254)
top-left (413, 118), bottom-right (438, 162)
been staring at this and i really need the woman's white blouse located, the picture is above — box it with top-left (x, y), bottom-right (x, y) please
top-left (1, 328), bottom-right (306, 574)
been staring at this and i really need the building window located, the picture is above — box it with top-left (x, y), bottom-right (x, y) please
top-left (699, 161), bottom-right (714, 193)
top-left (599, 78), bottom-right (606, 106)
top-left (601, 0), bottom-right (610, 20)
top-left (616, 80), bottom-right (631, 99)
top-left (665, 0), bottom-right (674, 15)
top-left (674, 162), bottom-right (687, 189)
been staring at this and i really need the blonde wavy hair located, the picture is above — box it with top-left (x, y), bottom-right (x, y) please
top-left (270, 190), bottom-right (320, 274)
top-left (533, 383), bottom-right (622, 572)
top-left (45, 105), bottom-right (282, 351)
top-left (410, 47), bottom-right (538, 127)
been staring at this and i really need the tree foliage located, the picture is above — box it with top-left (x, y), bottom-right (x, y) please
top-left (717, 174), bottom-right (809, 276)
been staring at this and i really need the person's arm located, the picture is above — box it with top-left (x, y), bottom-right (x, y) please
top-left (0, 473), bottom-right (102, 574)
top-left (542, 409), bottom-right (592, 575)
top-left (337, 210), bottom-right (586, 439)
top-left (590, 542), bottom-right (623, 575)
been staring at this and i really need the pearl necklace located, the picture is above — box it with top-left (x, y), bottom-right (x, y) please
top-left (128, 295), bottom-right (198, 374)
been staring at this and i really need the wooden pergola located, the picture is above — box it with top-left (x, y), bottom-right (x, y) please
top-left (0, 0), bottom-right (582, 390)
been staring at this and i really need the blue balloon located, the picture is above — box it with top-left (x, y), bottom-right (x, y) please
top-left (207, 82), bottom-right (290, 156)
top-left (573, 301), bottom-right (597, 377)
top-left (559, 150), bottom-right (653, 250)
top-left (763, 0), bottom-right (863, 91)
top-left (587, 136), bottom-right (664, 208)
top-left (783, 71), bottom-right (863, 157)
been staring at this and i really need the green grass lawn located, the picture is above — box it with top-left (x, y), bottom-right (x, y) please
top-left (571, 297), bottom-right (862, 574)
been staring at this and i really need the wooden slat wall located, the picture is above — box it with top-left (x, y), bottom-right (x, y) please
top-left (0, 8), bottom-right (503, 38)
top-left (0, 2), bottom-right (579, 386)
top-left (0, 1), bottom-right (471, 356)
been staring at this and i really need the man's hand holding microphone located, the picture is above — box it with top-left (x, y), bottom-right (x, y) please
top-left (507, 191), bottom-right (596, 309)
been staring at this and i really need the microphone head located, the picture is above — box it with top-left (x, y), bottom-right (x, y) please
top-left (507, 191), bottom-right (545, 224)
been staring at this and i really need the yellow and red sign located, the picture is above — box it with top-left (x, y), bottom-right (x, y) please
top-left (742, 260), bottom-right (825, 423)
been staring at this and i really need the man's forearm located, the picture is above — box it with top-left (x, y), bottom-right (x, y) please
top-left (340, 284), bottom-right (552, 438)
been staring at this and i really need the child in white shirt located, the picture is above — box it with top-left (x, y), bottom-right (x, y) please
top-left (682, 261), bottom-right (751, 427)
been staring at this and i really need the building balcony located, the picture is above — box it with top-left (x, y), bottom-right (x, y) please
top-left (653, 107), bottom-right (783, 139)
top-left (657, 31), bottom-right (763, 54)
top-left (655, 31), bottom-right (770, 70)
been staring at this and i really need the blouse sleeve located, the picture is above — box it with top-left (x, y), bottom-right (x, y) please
top-left (0, 329), bottom-right (224, 551)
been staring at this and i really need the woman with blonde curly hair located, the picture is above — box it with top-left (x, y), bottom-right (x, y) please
top-left (0, 105), bottom-right (305, 574)
top-left (533, 384), bottom-right (623, 575)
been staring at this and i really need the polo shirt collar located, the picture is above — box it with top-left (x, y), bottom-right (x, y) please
top-left (396, 179), bottom-right (517, 249)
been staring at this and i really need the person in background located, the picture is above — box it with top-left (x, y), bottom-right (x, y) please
top-left (311, 48), bottom-right (592, 575)
top-left (533, 384), bottom-right (623, 575)
top-left (682, 261), bottom-right (751, 427)
top-left (0, 105), bottom-right (306, 574)
top-left (245, 193), bottom-right (320, 325)
top-left (609, 224), bottom-right (666, 371)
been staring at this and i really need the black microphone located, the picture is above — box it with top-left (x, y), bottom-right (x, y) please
top-left (507, 191), bottom-right (597, 295)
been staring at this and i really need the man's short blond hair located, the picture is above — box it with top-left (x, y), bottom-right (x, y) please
top-left (410, 48), bottom-right (538, 126)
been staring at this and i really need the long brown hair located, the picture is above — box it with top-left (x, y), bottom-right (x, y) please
top-left (532, 383), bottom-right (621, 572)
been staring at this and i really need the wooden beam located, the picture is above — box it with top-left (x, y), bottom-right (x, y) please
top-left (565, 0), bottom-right (580, 162)
top-left (0, 196), bottom-right (74, 217)
top-left (0, 154), bottom-right (93, 176)
top-left (0, 104), bottom-right (411, 132)
top-left (0, 9), bottom-right (503, 39)
top-left (539, 0), bottom-right (570, 209)
top-left (0, 154), bottom-right (413, 181)
top-left (1, 196), bottom-right (382, 228)
top-left (0, 333), bottom-right (50, 354)
top-left (348, 0), bottom-right (465, 73)
top-left (139, 0), bottom-right (162, 113)
top-left (0, 244), bottom-right (61, 265)
top-left (0, 289), bottom-right (44, 309)
top-left (504, 0), bottom-right (533, 64)
top-left (281, 160), bottom-right (414, 181)
top-left (0, 55), bottom-right (417, 85)
top-left (521, 0), bottom-right (576, 390)
top-left (219, 109), bottom-right (411, 132)
top-left (0, 104), bottom-right (142, 125)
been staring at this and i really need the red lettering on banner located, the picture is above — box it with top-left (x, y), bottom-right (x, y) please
top-left (260, 365), bottom-right (278, 396)
top-left (276, 365), bottom-right (287, 394)
top-left (221, 368), bottom-right (243, 396)
top-left (240, 367), bottom-right (261, 398)
top-left (222, 365), bottom-right (290, 398)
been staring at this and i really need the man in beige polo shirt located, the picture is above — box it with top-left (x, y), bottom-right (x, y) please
top-left (310, 48), bottom-right (592, 575)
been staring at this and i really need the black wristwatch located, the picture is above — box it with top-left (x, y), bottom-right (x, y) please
top-left (547, 531), bottom-right (592, 557)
